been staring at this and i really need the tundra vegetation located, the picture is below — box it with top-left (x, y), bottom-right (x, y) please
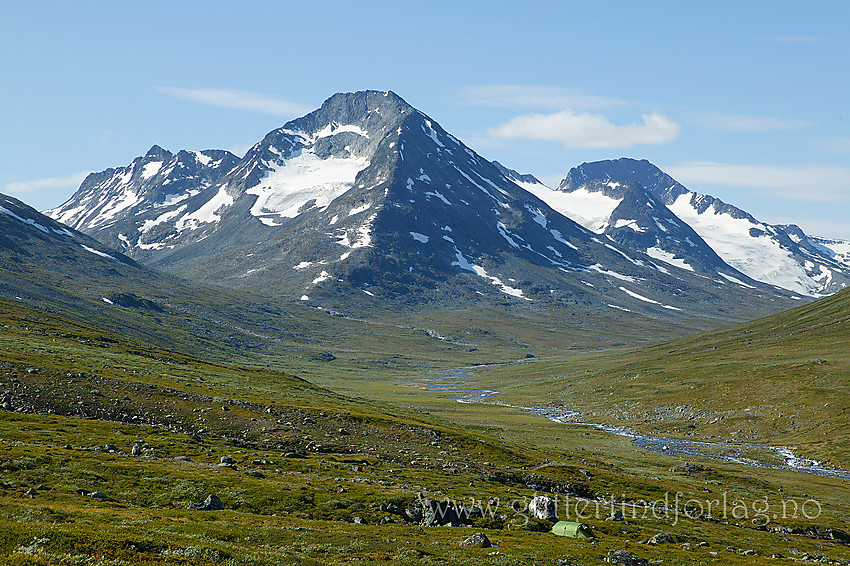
top-left (1, 289), bottom-right (849, 565)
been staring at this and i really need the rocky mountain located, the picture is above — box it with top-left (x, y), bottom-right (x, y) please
top-left (47, 91), bottom-right (801, 325)
top-left (537, 158), bottom-right (850, 297)
top-left (49, 146), bottom-right (241, 252)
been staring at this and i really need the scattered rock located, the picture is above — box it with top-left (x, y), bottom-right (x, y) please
top-left (85, 491), bottom-right (117, 502)
top-left (304, 417), bottom-right (317, 425)
top-left (174, 456), bottom-right (192, 462)
top-left (528, 495), bottom-right (558, 521)
top-left (670, 462), bottom-right (714, 475)
top-left (607, 549), bottom-right (648, 566)
top-left (647, 532), bottom-right (675, 545)
top-left (220, 455), bottom-right (236, 465)
top-left (104, 443), bottom-right (117, 452)
top-left (419, 497), bottom-right (470, 526)
top-left (353, 516), bottom-right (365, 525)
top-left (605, 509), bottom-right (624, 521)
top-left (25, 488), bottom-right (38, 497)
top-left (246, 470), bottom-right (265, 479)
top-left (459, 532), bottom-right (492, 548)
top-left (131, 443), bottom-right (143, 456)
top-left (284, 452), bottom-right (306, 459)
top-left (188, 494), bottom-right (224, 511)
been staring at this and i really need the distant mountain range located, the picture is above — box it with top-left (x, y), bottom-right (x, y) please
top-left (42, 90), bottom-right (822, 327)
top-left (501, 158), bottom-right (850, 297)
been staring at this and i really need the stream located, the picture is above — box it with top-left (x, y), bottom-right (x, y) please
top-left (418, 370), bottom-right (850, 481)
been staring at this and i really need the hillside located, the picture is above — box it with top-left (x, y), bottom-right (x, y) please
top-left (483, 287), bottom-right (850, 467)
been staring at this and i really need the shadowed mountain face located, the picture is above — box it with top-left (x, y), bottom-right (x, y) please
top-left (47, 92), bottom-right (801, 325)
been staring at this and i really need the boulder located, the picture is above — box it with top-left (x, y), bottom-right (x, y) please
top-left (607, 550), bottom-right (648, 566)
top-left (459, 532), bottom-right (492, 548)
top-left (528, 495), bottom-right (558, 521)
top-left (419, 497), bottom-right (470, 526)
top-left (605, 509), bottom-right (624, 521)
top-left (647, 532), bottom-right (675, 545)
top-left (188, 494), bottom-right (224, 511)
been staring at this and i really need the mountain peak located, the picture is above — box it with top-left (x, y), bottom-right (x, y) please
top-left (283, 90), bottom-right (414, 137)
top-left (560, 158), bottom-right (666, 193)
top-left (551, 158), bottom-right (850, 296)
top-left (144, 144), bottom-right (172, 160)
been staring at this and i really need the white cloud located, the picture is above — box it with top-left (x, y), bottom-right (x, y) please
top-left (666, 161), bottom-right (850, 202)
top-left (1, 171), bottom-right (90, 195)
top-left (457, 85), bottom-right (627, 111)
top-left (692, 112), bottom-right (809, 132)
top-left (489, 110), bottom-right (681, 149)
top-left (157, 87), bottom-right (312, 117)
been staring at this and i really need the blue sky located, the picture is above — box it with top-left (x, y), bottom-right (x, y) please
top-left (2, 1), bottom-right (849, 238)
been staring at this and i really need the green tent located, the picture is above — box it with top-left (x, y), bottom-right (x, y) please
top-left (550, 521), bottom-right (594, 538)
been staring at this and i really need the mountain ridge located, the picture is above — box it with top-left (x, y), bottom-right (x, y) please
top-left (543, 157), bottom-right (850, 296)
top-left (46, 91), bottom-right (803, 328)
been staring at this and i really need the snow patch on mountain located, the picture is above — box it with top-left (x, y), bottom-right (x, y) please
top-left (139, 206), bottom-right (186, 233)
top-left (80, 244), bottom-right (117, 260)
top-left (247, 151), bottom-right (370, 220)
top-left (667, 193), bottom-right (821, 295)
top-left (646, 247), bottom-right (694, 272)
top-left (718, 272), bottom-right (756, 288)
top-left (525, 185), bottom-right (620, 233)
top-left (589, 264), bottom-right (636, 282)
top-left (451, 249), bottom-right (531, 300)
top-left (176, 185), bottom-right (233, 231)
top-left (0, 205), bottom-right (52, 234)
top-left (141, 161), bottom-right (163, 180)
top-left (619, 286), bottom-right (681, 311)
top-left (337, 214), bottom-right (376, 249)
top-left (312, 122), bottom-right (370, 141)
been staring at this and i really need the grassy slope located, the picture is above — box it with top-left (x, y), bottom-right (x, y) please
top-left (471, 287), bottom-right (850, 467)
top-left (2, 299), bottom-right (850, 565)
